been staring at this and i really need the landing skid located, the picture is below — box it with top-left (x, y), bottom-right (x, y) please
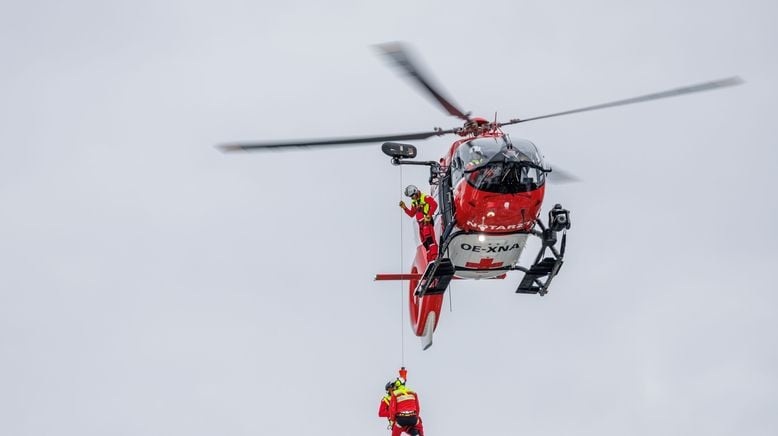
top-left (514, 205), bottom-right (570, 296)
top-left (412, 258), bottom-right (453, 350)
top-left (414, 258), bottom-right (455, 297)
top-left (515, 256), bottom-right (564, 296)
top-left (420, 312), bottom-right (436, 350)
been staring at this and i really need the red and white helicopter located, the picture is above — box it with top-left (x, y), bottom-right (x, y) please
top-left (221, 43), bottom-right (741, 349)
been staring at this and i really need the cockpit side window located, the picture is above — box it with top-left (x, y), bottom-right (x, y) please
top-left (453, 138), bottom-right (499, 185)
top-left (519, 165), bottom-right (543, 185)
top-left (511, 138), bottom-right (544, 168)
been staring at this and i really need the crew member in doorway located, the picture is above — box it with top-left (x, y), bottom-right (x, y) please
top-left (399, 185), bottom-right (438, 261)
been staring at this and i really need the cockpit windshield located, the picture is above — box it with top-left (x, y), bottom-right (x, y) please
top-left (451, 135), bottom-right (547, 193)
top-left (456, 136), bottom-right (544, 169)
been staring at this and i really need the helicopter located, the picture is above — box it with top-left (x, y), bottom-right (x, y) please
top-left (220, 42), bottom-right (742, 349)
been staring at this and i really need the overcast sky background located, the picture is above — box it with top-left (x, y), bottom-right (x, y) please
top-left (1, 1), bottom-right (776, 435)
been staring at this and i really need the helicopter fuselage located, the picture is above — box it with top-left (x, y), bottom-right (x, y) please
top-left (221, 42), bottom-right (739, 349)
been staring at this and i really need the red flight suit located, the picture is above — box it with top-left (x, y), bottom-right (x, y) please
top-left (378, 395), bottom-right (392, 420)
top-left (402, 193), bottom-right (438, 261)
top-left (388, 387), bottom-right (424, 436)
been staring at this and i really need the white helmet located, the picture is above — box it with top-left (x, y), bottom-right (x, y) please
top-left (404, 185), bottom-right (420, 197)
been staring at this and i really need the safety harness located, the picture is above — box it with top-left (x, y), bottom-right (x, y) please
top-left (391, 385), bottom-right (418, 416)
top-left (411, 193), bottom-right (431, 218)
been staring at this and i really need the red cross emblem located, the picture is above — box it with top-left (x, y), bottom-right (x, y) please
top-left (465, 257), bottom-right (504, 269)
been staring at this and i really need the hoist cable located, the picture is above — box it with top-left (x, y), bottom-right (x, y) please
top-left (399, 166), bottom-right (405, 367)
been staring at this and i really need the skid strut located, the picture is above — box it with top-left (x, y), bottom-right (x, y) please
top-left (414, 258), bottom-right (455, 297)
top-left (515, 204), bottom-right (570, 296)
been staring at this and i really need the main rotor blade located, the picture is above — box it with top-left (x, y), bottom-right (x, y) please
top-left (218, 128), bottom-right (458, 152)
top-left (376, 42), bottom-right (471, 121)
top-left (502, 76), bottom-right (743, 126)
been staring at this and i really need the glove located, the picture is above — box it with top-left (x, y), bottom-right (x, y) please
top-left (399, 201), bottom-right (406, 209)
top-left (422, 216), bottom-right (432, 224)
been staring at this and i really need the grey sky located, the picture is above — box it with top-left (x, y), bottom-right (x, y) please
top-left (1, 1), bottom-right (776, 435)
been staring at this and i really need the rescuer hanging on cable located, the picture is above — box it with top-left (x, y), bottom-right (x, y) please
top-left (378, 368), bottom-right (424, 436)
top-left (399, 185), bottom-right (438, 261)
